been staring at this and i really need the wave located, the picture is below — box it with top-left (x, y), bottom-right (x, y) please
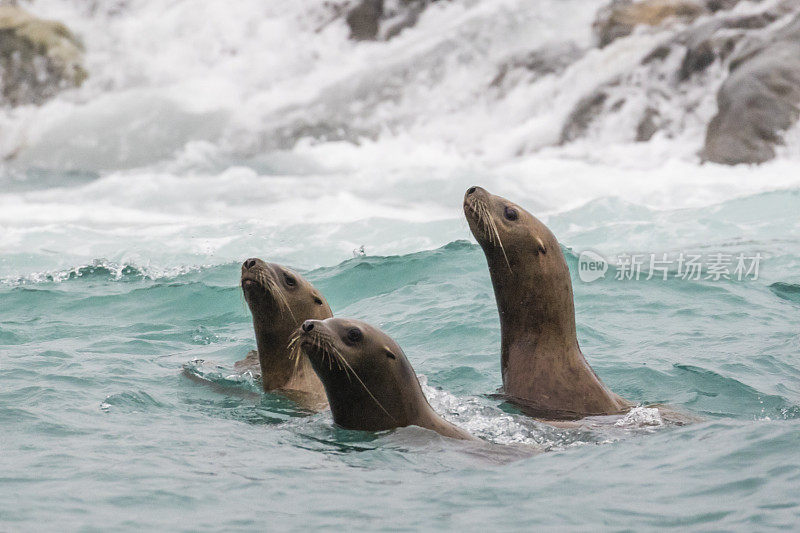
top-left (770, 282), bottom-right (800, 304)
top-left (3, 241), bottom-right (797, 426)
top-left (0, 259), bottom-right (203, 286)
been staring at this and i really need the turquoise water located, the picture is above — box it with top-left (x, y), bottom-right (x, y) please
top-left (3, 0), bottom-right (800, 528)
top-left (2, 226), bottom-right (799, 530)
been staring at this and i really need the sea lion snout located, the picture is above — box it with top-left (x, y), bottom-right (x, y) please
top-left (463, 185), bottom-right (487, 203)
top-left (297, 319), bottom-right (335, 347)
top-left (241, 261), bottom-right (267, 290)
top-left (242, 257), bottom-right (270, 275)
top-left (463, 185), bottom-right (490, 215)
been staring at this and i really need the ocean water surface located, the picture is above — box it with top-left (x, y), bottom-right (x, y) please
top-left (2, 0), bottom-right (800, 530)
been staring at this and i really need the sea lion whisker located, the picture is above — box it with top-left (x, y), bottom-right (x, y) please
top-left (470, 200), bottom-right (487, 239)
top-left (275, 281), bottom-right (297, 321)
top-left (257, 273), bottom-right (296, 322)
top-left (314, 335), bottom-right (333, 371)
top-left (336, 353), bottom-right (397, 423)
top-left (479, 202), bottom-right (512, 271)
top-left (330, 346), bottom-right (352, 382)
top-left (490, 219), bottom-right (512, 271)
top-left (478, 202), bottom-right (497, 247)
top-left (287, 331), bottom-right (304, 371)
top-left (260, 276), bottom-right (285, 319)
top-left (320, 339), bottom-right (333, 372)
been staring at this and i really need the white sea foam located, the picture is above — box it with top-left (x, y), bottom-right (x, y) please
top-left (1, 0), bottom-right (799, 279)
top-left (419, 376), bottom-right (667, 447)
top-left (614, 406), bottom-right (664, 428)
top-left (0, 259), bottom-right (204, 286)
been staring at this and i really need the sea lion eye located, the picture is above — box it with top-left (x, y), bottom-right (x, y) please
top-left (346, 328), bottom-right (363, 343)
top-left (504, 206), bottom-right (518, 221)
top-left (284, 274), bottom-right (297, 287)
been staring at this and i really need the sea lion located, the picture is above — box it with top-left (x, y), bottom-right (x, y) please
top-left (291, 317), bottom-right (475, 440)
top-left (237, 258), bottom-right (332, 407)
top-left (463, 186), bottom-right (632, 420)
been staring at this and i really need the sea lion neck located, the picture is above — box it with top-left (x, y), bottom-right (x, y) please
top-left (466, 187), bottom-right (631, 419)
top-left (252, 316), bottom-right (314, 390)
top-left (487, 243), bottom-right (579, 349)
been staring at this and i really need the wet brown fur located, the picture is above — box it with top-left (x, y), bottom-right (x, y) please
top-left (294, 318), bottom-right (476, 440)
top-left (464, 186), bottom-right (631, 420)
top-left (238, 258), bottom-right (332, 408)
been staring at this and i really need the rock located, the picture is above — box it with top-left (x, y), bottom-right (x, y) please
top-left (560, 0), bottom-right (798, 152)
top-left (703, 0), bottom-right (739, 12)
top-left (644, 0), bottom-right (790, 81)
top-left (724, 11), bottom-right (781, 30)
top-left (678, 38), bottom-right (715, 80)
top-left (593, 0), bottom-right (708, 47)
top-left (345, 0), bottom-right (442, 42)
top-left (641, 43), bottom-right (671, 64)
top-left (702, 14), bottom-right (800, 165)
top-left (636, 107), bottom-right (660, 141)
top-left (490, 42), bottom-right (584, 88)
top-left (346, 0), bottom-right (383, 41)
top-left (383, 3), bottom-right (423, 40)
top-left (0, 6), bottom-right (87, 106)
top-left (559, 91), bottom-right (610, 144)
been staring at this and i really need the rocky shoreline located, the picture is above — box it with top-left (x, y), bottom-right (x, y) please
top-left (3, 0), bottom-right (800, 166)
top-left (0, 5), bottom-right (86, 106)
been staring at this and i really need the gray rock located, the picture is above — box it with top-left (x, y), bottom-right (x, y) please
top-left (345, 0), bottom-right (443, 42)
top-left (0, 6), bottom-right (87, 106)
top-left (560, 0), bottom-right (798, 152)
top-left (702, 14), bottom-right (800, 165)
top-left (678, 39), bottom-right (715, 80)
top-left (559, 91), bottom-right (610, 144)
top-left (383, 2), bottom-right (423, 40)
top-left (346, 0), bottom-right (383, 41)
top-left (490, 42), bottom-right (584, 88)
top-left (704, 0), bottom-right (739, 12)
top-left (636, 107), bottom-right (660, 141)
top-left (593, 0), bottom-right (707, 48)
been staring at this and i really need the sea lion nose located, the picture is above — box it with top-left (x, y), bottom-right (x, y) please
top-left (302, 320), bottom-right (315, 333)
top-left (467, 186), bottom-right (477, 195)
top-left (243, 258), bottom-right (257, 269)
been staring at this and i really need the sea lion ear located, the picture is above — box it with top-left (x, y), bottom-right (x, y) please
top-left (384, 348), bottom-right (396, 359)
top-left (536, 238), bottom-right (547, 255)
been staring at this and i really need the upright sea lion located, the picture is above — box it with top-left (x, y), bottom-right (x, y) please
top-left (292, 317), bottom-right (475, 440)
top-left (237, 258), bottom-right (332, 407)
top-left (463, 186), bottom-right (632, 420)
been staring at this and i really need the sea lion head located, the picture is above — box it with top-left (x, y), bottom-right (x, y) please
top-left (241, 258), bottom-right (331, 330)
top-left (241, 258), bottom-right (333, 391)
top-left (292, 318), bottom-right (426, 431)
top-left (463, 186), bottom-right (576, 335)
